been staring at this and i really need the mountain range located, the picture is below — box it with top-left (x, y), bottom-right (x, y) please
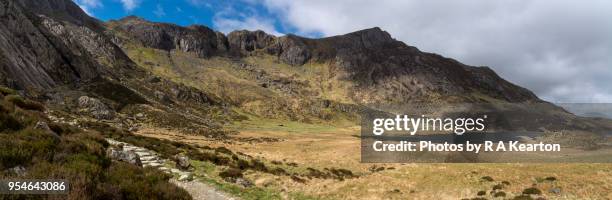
top-left (1, 0), bottom-right (610, 133)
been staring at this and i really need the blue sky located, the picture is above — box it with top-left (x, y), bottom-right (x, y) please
top-left (73, 0), bottom-right (310, 36)
top-left (73, 0), bottom-right (612, 103)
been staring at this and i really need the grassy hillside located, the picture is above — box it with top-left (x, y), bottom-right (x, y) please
top-left (120, 41), bottom-right (360, 125)
top-left (0, 86), bottom-right (190, 200)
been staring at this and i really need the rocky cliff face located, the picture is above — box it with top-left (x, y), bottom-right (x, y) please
top-left (108, 17), bottom-right (538, 104)
top-left (108, 16), bottom-right (228, 58)
top-left (0, 0), bottom-right (140, 91)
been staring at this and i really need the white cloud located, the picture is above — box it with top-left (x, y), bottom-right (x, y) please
top-left (213, 6), bottom-right (282, 35)
top-left (120, 0), bottom-right (141, 11)
top-left (154, 4), bottom-right (166, 17)
top-left (73, 0), bottom-right (102, 16)
top-left (257, 0), bottom-right (612, 103)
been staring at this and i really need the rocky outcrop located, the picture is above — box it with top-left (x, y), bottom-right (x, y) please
top-left (0, 0), bottom-right (140, 91)
top-left (266, 35), bottom-right (311, 66)
top-left (106, 146), bottom-right (143, 167)
top-left (109, 16), bottom-right (227, 58)
top-left (227, 30), bottom-right (276, 55)
top-left (78, 96), bottom-right (115, 120)
top-left (173, 154), bottom-right (192, 170)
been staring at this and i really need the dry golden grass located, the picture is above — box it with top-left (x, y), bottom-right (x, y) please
top-left (133, 119), bottom-right (612, 200)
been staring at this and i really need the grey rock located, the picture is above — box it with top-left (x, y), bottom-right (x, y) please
top-left (33, 121), bottom-right (60, 138)
top-left (112, 16), bottom-right (227, 58)
top-left (549, 187), bottom-right (561, 194)
top-left (235, 178), bottom-right (253, 188)
top-left (78, 96), bottom-right (115, 120)
top-left (135, 113), bottom-right (145, 119)
top-left (227, 30), bottom-right (275, 55)
top-left (178, 173), bottom-right (194, 182)
top-left (107, 147), bottom-right (142, 167)
top-left (34, 121), bottom-right (51, 131)
top-left (267, 36), bottom-right (311, 66)
top-left (154, 91), bottom-right (172, 104)
top-left (174, 154), bottom-right (191, 170)
top-left (6, 166), bottom-right (27, 176)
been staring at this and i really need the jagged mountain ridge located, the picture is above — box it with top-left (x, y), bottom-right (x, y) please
top-left (107, 16), bottom-right (539, 105)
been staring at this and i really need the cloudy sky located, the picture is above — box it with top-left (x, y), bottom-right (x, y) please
top-left (75, 0), bottom-right (612, 103)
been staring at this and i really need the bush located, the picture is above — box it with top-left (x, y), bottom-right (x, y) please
top-left (0, 86), bottom-right (15, 95)
top-left (522, 187), bottom-right (542, 195)
top-left (219, 168), bottom-right (243, 179)
top-left (481, 176), bottom-right (494, 182)
top-left (104, 163), bottom-right (191, 200)
top-left (4, 95), bottom-right (45, 111)
top-left (0, 112), bottom-right (22, 131)
top-left (494, 191), bottom-right (506, 197)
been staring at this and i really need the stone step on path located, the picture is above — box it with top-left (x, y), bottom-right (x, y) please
top-left (105, 138), bottom-right (236, 200)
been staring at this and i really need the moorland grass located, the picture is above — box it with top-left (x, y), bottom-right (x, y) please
top-left (0, 95), bottom-right (191, 199)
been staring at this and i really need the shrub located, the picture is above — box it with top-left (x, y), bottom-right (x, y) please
top-left (522, 187), bottom-right (542, 195)
top-left (0, 86), bottom-right (15, 95)
top-left (494, 191), bottom-right (506, 197)
top-left (513, 195), bottom-right (535, 200)
top-left (4, 95), bottom-right (45, 111)
top-left (481, 176), bottom-right (494, 182)
top-left (544, 176), bottom-right (557, 181)
top-left (104, 163), bottom-right (191, 200)
top-left (0, 112), bottom-right (22, 131)
top-left (219, 168), bottom-right (243, 179)
top-left (291, 175), bottom-right (307, 183)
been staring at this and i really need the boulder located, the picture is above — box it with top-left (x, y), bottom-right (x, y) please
top-left (33, 121), bottom-right (60, 138)
top-left (107, 147), bottom-right (142, 167)
top-left (178, 173), bottom-right (193, 182)
top-left (78, 96), bottom-right (115, 120)
top-left (235, 178), bottom-right (254, 188)
top-left (6, 166), bottom-right (27, 176)
top-left (154, 91), bottom-right (172, 104)
top-left (173, 154), bottom-right (191, 170)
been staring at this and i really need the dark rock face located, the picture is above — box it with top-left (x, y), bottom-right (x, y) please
top-left (227, 30), bottom-right (276, 55)
top-left (109, 19), bottom-right (537, 103)
top-left (275, 27), bottom-right (538, 103)
top-left (110, 16), bottom-right (227, 58)
top-left (15, 0), bottom-right (103, 31)
top-left (78, 96), bottom-right (115, 120)
top-left (0, 0), bottom-right (138, 91)
top-left (267, 35), bottom-right (311, 66)
top-left (0, 0), bottom-right (83, 89)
